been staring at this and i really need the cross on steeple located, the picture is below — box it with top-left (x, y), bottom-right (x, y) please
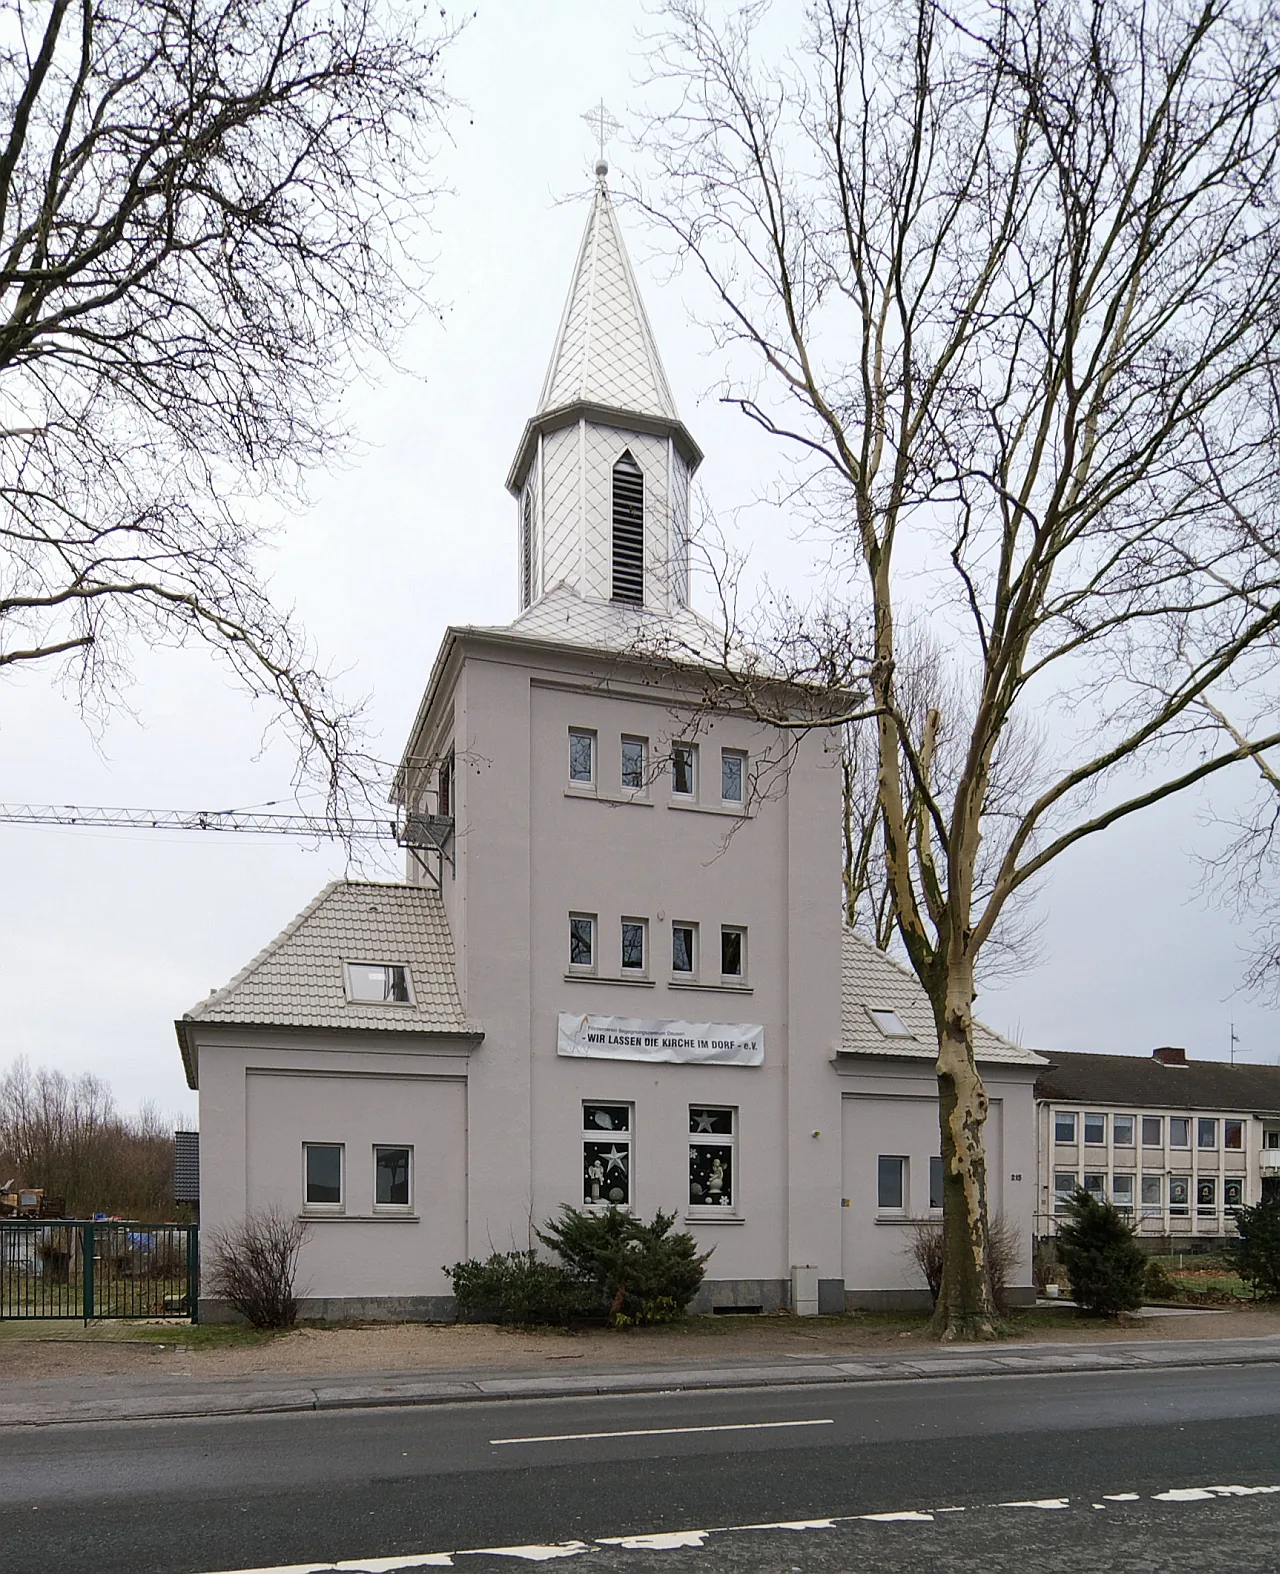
top-left (582, 100), bottom-right (621, 171)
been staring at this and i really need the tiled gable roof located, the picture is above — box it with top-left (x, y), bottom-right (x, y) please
top-left (1035, 1049), bottom-right (1280, 1114)
top-left (840, 928), bottom-right (1046, 1066)
top-left (181, 881), bottom-right (469, 1036)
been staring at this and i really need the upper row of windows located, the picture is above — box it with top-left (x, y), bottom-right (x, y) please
top-left (569, 728), bottom-right (746, 805)
top-left (1053, 1111), bottom-right (1245, 1149)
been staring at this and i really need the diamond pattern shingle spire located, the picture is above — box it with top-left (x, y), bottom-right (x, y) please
top-left (538, 177), bottom-right (679, 421)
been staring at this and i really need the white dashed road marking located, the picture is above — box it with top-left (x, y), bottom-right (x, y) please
top-left (489, 1419), bottom-right (834, 1446)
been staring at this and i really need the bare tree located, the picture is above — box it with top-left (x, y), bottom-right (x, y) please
top-left (641, 0), bottom-right (1280, 1337)
top-left (0, 0), bottom-right (455, 816)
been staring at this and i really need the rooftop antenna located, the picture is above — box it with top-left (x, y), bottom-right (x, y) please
top-left (1230, 1021), bottom-right (1241, 1065)
top-left (582, 99), bottom-right (621, 180)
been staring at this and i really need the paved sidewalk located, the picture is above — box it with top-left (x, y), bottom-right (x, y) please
top-left (2, 1332), bottom-right (1278, 1428)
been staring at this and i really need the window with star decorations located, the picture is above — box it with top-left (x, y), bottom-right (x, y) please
top-left (582, 1103), bottom-right (631, 1207)
top-left (688, 1107), bottom-right (734, 1209)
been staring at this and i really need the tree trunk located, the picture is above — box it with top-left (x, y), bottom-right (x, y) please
top-left (930, 952), bottom-right (998, 1340)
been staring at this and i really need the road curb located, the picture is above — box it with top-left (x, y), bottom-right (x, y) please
top-left (2, 1335), bottom-right (1279, 1428)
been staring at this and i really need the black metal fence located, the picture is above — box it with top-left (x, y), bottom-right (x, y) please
top-left (0, 1221), bottom-right (198, 1322)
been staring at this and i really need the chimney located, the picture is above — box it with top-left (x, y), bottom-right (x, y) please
top-left (1153, 1046), bottom-right (1188, 1066)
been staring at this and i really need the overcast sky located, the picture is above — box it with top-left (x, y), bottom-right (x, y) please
top-left (0, 0), bottom-right (1275, 1125)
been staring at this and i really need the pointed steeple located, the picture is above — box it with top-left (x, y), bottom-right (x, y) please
top-left (507, 166), bottom-right (702, 623)
top-left (538, 179), bottom-right (679, 422)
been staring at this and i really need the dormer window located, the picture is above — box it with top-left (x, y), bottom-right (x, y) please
top-left (611, 451), bottom-right (644, 604)
top-left (867, 1007), bottom-right (913, 1039)
top-left (345, 963), bottom-right (413, 1004)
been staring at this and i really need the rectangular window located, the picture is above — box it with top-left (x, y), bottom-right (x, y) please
top-left (1225, 1119), bottom-right (1244, 1151)
top-left (621, 918), bottom-right (647, 973)
top-left (720, 926), bottom-right (746, 980)
top-left (304, 1143), bottom-right (343, 1207)
top-left (374, 1146), bottom-right (411, 1208)
top-left (1198, 1118), bottom-right (1218, 1149)
top-left (671, 742), bottom-right (696, 797)
top-left (689, 1107), bottom-right (735, 1209)
top-left (672, 922), bottom-right (697, 975)
top-left (621, 735), bottom-right (648, 791)
top-left (1084, 1113), bottom-right (1107, 1145)
top-left (569, 729), bottom-right (595, 785)
top-left (1054, 1111), bottom-right (1077, 1144)
top-left (929, 1157), bottom-right (944, 1211)
top-left (1141, 1174), bottom-right (1163, 1213)
top-left (1197, 1177), bottom-right (1217, 1215)
top-left (1113, 1115), bottom-right (1135, 1146)
top-left (877, 1156), bottom-right (906, 1212)
top-left (1224, 1176), bottom-right (1244, 1211)
top-left (1112, 1173), bottom-right (1135, 1212)
top-left (583, 1104), bottom-right (631, 1207)
top-left (345, 963), bottom-right (412, 1004)
top-left (1083, 1172), bottom-right (1107, 1201)
top-left (721, 750), bottom-right (746, 804)
top-left (1169, 1117), bottom-right (1190, 1148)
top-left (1266, 1129), bottom-right (1280, 1150)
top-left (1054, 1172), bottom-right (1077, 1213)
top-left (1142, 1115), bottom-right (1163, 1147)
top-left (1169, 1175), bottom-right (1190, 1216)
top-left (569, 913), bottom-right (596, 970)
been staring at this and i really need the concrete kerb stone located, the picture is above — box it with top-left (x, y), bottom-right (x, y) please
top-left (2, 1335), bottom-right (1279, 1428)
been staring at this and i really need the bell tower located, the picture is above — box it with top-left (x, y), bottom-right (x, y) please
top-left (505, 162), bottom-right (703, 618)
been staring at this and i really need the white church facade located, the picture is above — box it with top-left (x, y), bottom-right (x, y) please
top-left (177, 171), bottom-right (1044, 1319)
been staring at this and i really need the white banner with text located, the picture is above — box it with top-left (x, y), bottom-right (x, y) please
top-left (557, 1012), bottom-right (765, 1066)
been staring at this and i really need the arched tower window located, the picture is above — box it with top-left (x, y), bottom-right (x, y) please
top-left (611, 451), bottom-right (644, 604)
top-left (520, 486), bottom-right (534, 610)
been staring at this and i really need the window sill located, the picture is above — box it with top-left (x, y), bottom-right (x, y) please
top-left (668, 979), bottom-right (754, 995)
top-left (684, 1212), bottom-right (744, 1225)
top-left (565, 787), bottom-right (655, 808)
top-left (563, 973), bottom-right (656, 987)
top-left (668, 799), bottom-right (750, 819)
top-left (874, 1213), bottom-right (940, 1225)
top-left (299, 1212), bottom-right (420, 1223)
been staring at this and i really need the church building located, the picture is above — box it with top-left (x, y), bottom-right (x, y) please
top-left (177, 166), bottom-right (1044, 1320)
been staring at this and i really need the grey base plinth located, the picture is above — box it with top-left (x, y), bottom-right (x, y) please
top-left (845, 1284), bottom-right (1037, 1313)
top-left (199, 1295), bottom-right (458, 1325)
top-left (688, 1278), bottom-right (789, 1314)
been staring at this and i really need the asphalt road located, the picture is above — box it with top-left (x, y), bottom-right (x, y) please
top-left (3, 1364), bottom-right (1280, 1573)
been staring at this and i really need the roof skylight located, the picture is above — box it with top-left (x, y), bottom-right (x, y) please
top-left (867, 1007), bottom-right (914, 1040)
top-left (345, 963), bottom-right (413, 1005)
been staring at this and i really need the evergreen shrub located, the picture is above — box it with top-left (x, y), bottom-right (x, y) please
top-left (537, 1205), bottom-right (711, 1325)
top-left (1055, 1189), bottom-right (1145, 1316)
top-left (446, 1250), bottom-right (594, 1326)
top-left (1226, 1196), bottom-right (1280, 1299)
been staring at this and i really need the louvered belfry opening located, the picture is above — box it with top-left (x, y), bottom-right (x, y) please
top-left (611, 451), bottom-right (644, 604)
top-left (520, 487), bottom-right (534, 610)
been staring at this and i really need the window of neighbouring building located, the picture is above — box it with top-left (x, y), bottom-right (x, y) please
top-left (720, 926), bottom-right (746, 981)
top-left (689, 1107), bottom-right (735, 1210)
top-left (671, 742), bottom-right (697, 797)
top-left (672, 922), bottom-right (697, 976)
top-left (569, 913), bottom-right (596, 971)
top-left (1054, 1172), bottom-right (1077, 1213)
top-left (877, 1156), bottom-right (907, 1212)
top-left (621, 735), bottom-right (648, 791)
top-left (569, 728), bottom-right (596, 785)
top-left (1084, 1113), bottom-right (1107, 1145)
top-left (1141, 1174), bottom-right (1163, 1213)
top-left (1170, 1175), bottom-right (1190, 1216)
top-left (1112, 1173), bottom-right (1135, 1213)
top-left (1169, 1118), bottom-right (1190, 1148)
top-left (1113, 1115), bottom-right (1135, 1146)
top-left (1197, 1177), bottom-right (1217, 1215)
top-left (1083, 1172), bottom-right (1107, 1201)
top-left (1054, 1111), bottom-right (1077, 1144)
top-left (374, 1146), bottom-right (411, 1208)
top-left (930, 1157), bottom-right (944, 1210)
top-left (304, 1143), bottom-right (343, 1207)
top-left (345, 963), bottom-right (412, 1005)
top-left (1142, 1115), bottom-right (1163, 1147)
top-left (1225, 1119), bottom-right (1244, 1151)
top-left (721, 749), bottom-right (746, 804)
top-left (583, 1104), bottom-right (631, 1207)
top-left (1266, 1128), bottom-right (1280, 1150)
top-left (621, 918), bottom-right (647, 974)
top-left (1198, 1118), bottom-right (1218, 1149)
top-left (1224, 1176), bottom-right (1244, 1211)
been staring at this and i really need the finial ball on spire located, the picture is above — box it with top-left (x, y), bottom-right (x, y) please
top-left (595, 158), bottom-right (609, 180)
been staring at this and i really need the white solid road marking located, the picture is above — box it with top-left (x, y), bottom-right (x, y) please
top-left (489, 1418), bottom-right (834, 1446)
top-left (197, 1480), bottom-right (1280, 1574)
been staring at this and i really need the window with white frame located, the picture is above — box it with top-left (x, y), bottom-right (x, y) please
top-left (1225, 1119), bottom-right (1244, 1150)
top-left (1113, 1115), bottom-right (1135, 1146)
top-left (1142, 1115), bottom-right (1163, 1147)
top-left (345, 963), bottom-right (413, 1005)
top-left (374, 1146), bottom-right (411, 1208)
top-left (867, 1008), bottom-right (913, 1039)
top-left (1170, 1117), bottom-right (1190, 1148)
top-left (1198, 1117), bottom-right (1218, 1149)
top-left (1054, 1111), bottom-right (1077, 1144)
top-left (621, 918), bottom-right (647, 974)
top-left (1112, 1173), bottom-right (1135, 1213)
top-left (1224, 1176), bottom-right (1244, 1211)
top-left (1197, 1176), bottom-right (1217, 1215)
top-left (569, 913), bottom-right (596, 971)
top-left (1053, 1172), bottom-right (1077, 1213)
top-left (568, 729), bottom-right (595, 785)
top-left (621, 735), bottom-right (648, 791)
top-left (672, 922), bottom-right (697, 976)
top-left (1084, 1113), bottom-right (1107, 1145)
top-left (877, 1155), bottom-right (907, 1212)
top-left (1083, 1172), bottom-right (1107, 1201)
top-left (720, 749), bottom-right (746, 804)
top-left (1265, 1128), bottom-right (1280, 1150)
top-left (929, 1156), bottom-right (944, 1211)
top-left (583, 1104), bottom-right (631, 1206)
top-left (689, 1107), bottom-right (735, 1209)
top-left (720, 926), bottom-right (746, 981)
top-left (1169, 1174), bottom-right (1190, 1215)
top-left (1141, 1174), bottom-right (1163, 1214)
top-left (304, 1143), bottom-right (343, 1208)
top-left (671, 742), bottom-right (696, 797)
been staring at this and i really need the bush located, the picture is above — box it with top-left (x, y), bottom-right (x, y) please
top-left (1142, 1257), bottom-right (1180, 1301)
top-left (907, 1213), bottom-right (1023, 1312)
top-left (537, 1206), bottom-right (711, 1325)
top-left (205, 1207), bottom-right (309, 1328)
top-left (447, 1250), bottom-right (595, 1326)
top-left (1226, 1196), bottom-right (1280, 1299)
top-left (1055, 1189), bottom-right (1145, 1316)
